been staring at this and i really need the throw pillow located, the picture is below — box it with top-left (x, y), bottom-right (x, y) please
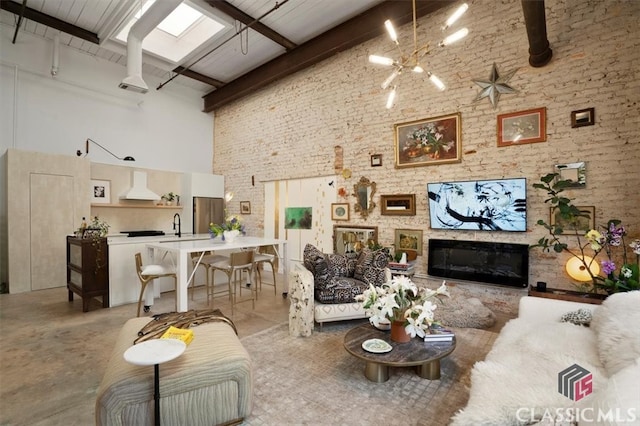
top-left (560, 308), bottom-right (593, 326)
top-left (326, 253), bottom-right (349, 278)
top-left (590, 290), bottom-right (640, 376)
top-left (353, 248), bottom-right (373, 281)
top-left (303, 244), bottom-right (330, 289)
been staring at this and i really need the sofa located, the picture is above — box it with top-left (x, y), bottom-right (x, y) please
top-left (451, 291), bottom-right (640, 426)
top-left (289, 244), bottom-right (388, 334)
top-left (96, 316), bottom-right (253, 426)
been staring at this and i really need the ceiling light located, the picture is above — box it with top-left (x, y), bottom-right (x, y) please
top-left (369, 1), bottom-right (469, 108)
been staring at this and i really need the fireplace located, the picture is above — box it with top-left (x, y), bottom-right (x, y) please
top-left (427, 239), bottom-right (529, 288)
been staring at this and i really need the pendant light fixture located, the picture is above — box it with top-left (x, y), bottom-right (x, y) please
top-left (369, 1), bottom-right (469, 108)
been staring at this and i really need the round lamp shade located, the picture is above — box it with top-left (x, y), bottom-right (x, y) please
top-left (565, 256), bottom-right (600, 282)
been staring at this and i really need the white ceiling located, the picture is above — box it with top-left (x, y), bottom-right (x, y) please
top-left (1, 0), bottom-right (385, 94)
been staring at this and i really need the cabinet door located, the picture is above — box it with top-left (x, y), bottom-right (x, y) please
top-left (31, 174), bottom-right (75, 290)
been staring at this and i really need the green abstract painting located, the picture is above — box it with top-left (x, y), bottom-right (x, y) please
top-left (285, 207), bottom-right (312, 229)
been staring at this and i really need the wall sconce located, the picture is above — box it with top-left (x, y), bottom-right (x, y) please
top-left (77, 138), bottom-right (135, 161)
top-left (224, 191), bottom-right (234, 202)
top-left (565, 256), bottom-right (600, 282)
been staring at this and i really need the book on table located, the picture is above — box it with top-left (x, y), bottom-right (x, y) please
top-left (161, 326), bottom-right (194, 345)
top-left (424, 325), bottom-right (454, 342)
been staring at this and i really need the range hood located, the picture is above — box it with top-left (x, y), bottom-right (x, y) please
top-left (122, 171), bottom-right (161, 200)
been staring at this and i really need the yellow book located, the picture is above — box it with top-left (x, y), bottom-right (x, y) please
top-left (161, 326), bottom-right (194, 345)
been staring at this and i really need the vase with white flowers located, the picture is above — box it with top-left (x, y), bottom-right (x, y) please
top-left (209, 214), bottom-right (245, 242)
top-left (356, 276), bottom-right (450, 343)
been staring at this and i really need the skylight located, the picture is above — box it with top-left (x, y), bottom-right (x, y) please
top-left (114, 0), bottom-right (226, 64)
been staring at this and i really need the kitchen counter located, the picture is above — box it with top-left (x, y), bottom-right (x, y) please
top-left (107, 233), bottom-right (211, 245)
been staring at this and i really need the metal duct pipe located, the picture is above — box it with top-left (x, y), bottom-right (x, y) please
top-left (51, 33), bottom-right (59, 76)
top-left (119, 0), bottom-right (182, 93)
top-left (521, 0), bottom-right (552, 67)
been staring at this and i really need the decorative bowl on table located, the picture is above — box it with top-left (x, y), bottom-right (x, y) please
top-left (373, 319), bottom-right (391, 331)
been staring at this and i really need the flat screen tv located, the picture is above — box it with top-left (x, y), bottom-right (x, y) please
top-left (427, 178), bottom-right (527, 232)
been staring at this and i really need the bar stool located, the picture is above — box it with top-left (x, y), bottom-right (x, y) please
top-left (134, 252), bottom-right (177, 317)
top-left (190, 251), bottom-right (228, 301)
top-left (209, 251), bottom-right (255, 314)
top-left (254, 247), bottom-right (277, 296)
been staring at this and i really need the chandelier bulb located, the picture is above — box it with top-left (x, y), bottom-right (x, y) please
top-left (442, 3), bottom-right (469, 30)
top-left (385, 87), bottom-right (397, 109)
top-left (439, 28), bottom-right (469, 47)
top-left (412, 65), bottom-right (424, 73)
top-left (428, 72), bottom-right (446, 91)
top-left (384, 20), bottom-right (398, 43)
top-left (381, 69), bottom-right (400, 90)
top-left (369, 55), bottom-right (395, 66)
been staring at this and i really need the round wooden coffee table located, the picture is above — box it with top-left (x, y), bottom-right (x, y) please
top-left (343, 323), bottom-right (456, 383)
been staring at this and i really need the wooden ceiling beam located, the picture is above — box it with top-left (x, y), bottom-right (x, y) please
top-left (203, 1), bottom-right (448, 112)
top-left (172, 66), bottom-right (225, 88)
top-left (204, 0), bottom-right (296, 50)
top-left (1, 0), bottom-right (99, 44)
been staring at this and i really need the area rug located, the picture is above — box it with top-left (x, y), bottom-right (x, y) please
top-left (240, 321), bottom-right (498, 425)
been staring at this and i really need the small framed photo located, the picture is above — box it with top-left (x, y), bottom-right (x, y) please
top-left (371, 154), bottom-right (382, 167)
top-left (497, 107), bottom-right (546, 147)
top-left (380, 194), bottom-right (416, 216)
top-left (331, 203), bottom-right (350, 221)
top-left (550, 206), bottom-right (595, 234)
top-left (240, 201), bottom-right (251, 214)
top-left (91, 179), bottom-right (111, 204)
top-left (571, 107), bottom-right (595, 128)
top-left (555, 162), bottom-right (586, 188)
top-left (394, 229), bottom-right (423, 255)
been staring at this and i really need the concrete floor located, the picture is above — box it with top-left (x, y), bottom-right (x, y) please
top-left (0, 276), bottom-right (290, 425)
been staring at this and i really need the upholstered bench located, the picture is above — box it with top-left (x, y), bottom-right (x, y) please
top-left (95, 317), bottom-right (253, 426)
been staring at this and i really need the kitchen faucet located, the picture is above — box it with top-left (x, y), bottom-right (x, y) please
top-left (173, 213), bottom-right (181, 238)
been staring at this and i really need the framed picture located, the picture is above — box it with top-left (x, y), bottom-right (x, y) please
top-left (331, 203), bottom-right (350, 221)
top-left (555, 162), bottom-right (586, 188)
top-left (370, 154), bottom-right (382, 167)
top-left (380, 194), bottom-right (416, 216)
top-left (394, 113), bottom-right (461, 168)
top-left (333, 225), bottom-right (378, 255)
top-left (497, 107), bottom-right (546, 147)
top-left (91, 179), bottom-right (111, 204)
top-left (394, 229), bottom-right (423, 255)
top-left (240, 201), bottom-right (251, 214)
top-left (550, 206), bottom-right (595, 234)
top-left (571, 107), bottom-right (595, 128)
top-left (284, 207), bottom-right (312, 229)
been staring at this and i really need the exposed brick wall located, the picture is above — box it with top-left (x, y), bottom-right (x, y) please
top-left (213, 0), bottom-right (640, 312)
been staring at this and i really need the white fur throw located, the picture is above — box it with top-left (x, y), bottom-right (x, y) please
top-left (451, 319), bottom-right (607, 425)
top-left (591, 291), bottom-right (640, 376)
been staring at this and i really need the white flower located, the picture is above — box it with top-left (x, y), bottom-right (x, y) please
top-left (630, 239), bottom-right (640, 255)
top-left (621, 266), bottom-right (632, 278)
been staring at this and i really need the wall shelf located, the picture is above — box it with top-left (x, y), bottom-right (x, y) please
top-left (91, 204), bottom-right (183, 209)
top-left (528, 286), bottom-right (606, 305)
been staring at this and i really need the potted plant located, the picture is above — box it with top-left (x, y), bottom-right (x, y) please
top-left (209, 214), bottom-right (246, 242)
top-left (530, 173), bottom-right (639, 294)
top-left (356, 276), bottom-right (450, 342)
top-left (162, 192), bottom-right (177, 206)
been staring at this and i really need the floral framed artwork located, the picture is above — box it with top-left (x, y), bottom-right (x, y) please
top-left (331, 203), bottom-right (350, 221)
top-left (91, 179), bottom-right (111, 204)
top-left (497, 107), bottom-right (546, 147)
top-left (240, 201), bottom-right (251, 214)
top-left (550, 206), bottom-right (595, 234)
top-left (394, 113), bottom-right (461, 168)
top-left (394, 229), bottom-right (423, 254)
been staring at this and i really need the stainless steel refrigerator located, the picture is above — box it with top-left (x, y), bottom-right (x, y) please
top-left (193, 197), bottom-right (225, 234)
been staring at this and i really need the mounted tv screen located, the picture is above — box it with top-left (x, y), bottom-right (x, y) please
top-left (427, 178), bottom-right (527, 232)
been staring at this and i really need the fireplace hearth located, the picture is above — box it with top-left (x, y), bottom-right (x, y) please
top-left (427, 239), bottom-right (529, 288)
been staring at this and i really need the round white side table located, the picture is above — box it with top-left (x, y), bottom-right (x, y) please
top-left (124, 339), bottom-right (186, 426)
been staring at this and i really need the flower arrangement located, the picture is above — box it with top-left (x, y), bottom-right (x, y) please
top-left (209, 214), bottom-right (245, 240)
top-left (531, 173), bottom-right (639, 294)
top-left (405, 123), bottom-right (455, 159)
top-left (356, 276), bottom-right (450, 338)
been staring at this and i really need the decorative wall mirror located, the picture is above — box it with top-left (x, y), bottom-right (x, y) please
top-left (555, 162), bottom-right (586, 188)
top-left (353, 176), bottom-right (376, 219)
top-left (333, 225), bottom-right (378, 255)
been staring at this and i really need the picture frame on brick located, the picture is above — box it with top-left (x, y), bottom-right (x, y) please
top-left (393, 113), bottom-right (461, 168)
top-left (497, 107), bottom-right (546, 147)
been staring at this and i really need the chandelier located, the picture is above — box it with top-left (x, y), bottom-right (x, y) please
top-left (369, 1), bottom-right (469, 108)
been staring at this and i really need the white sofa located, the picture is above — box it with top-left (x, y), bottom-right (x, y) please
top-left (451, 291), bottom-right (640, 425)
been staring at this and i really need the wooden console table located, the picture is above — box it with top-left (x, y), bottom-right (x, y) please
top-left (528, 286), bottom-right (606, 305)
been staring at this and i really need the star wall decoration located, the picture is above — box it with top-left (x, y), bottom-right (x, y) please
top-left (472, 63), bottom-right (518, 109)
